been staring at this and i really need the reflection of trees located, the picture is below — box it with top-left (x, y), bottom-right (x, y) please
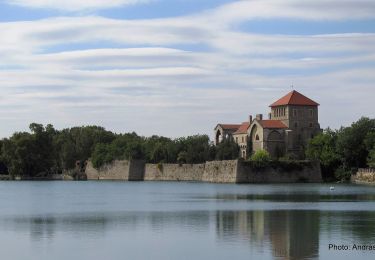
top-left (216, 210), bottom-right (320, 260)
top-left (2, 211), bottom-right (210, 241)
top-left (321, 211), bottom-right (375, 242)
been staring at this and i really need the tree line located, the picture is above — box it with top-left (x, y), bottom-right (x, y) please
top-left (305, 117), bottom-right (375, 181)
top-left (0, 117), bottom-right (373, 180)
top-left (0, 123), bottom-right (239, 178)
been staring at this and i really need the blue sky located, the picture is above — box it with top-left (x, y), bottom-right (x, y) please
top-left (0, 0), bottom-right (374, 138)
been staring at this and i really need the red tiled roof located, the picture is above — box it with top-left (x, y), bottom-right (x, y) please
top-left (258, 120), bottom-right (287, 129)
top-left (218, 124), bottom-right (242, 130)
top-left (233, 122), bottom-right (250, 134)
top-left (270, 90), bottom-right (319, 107)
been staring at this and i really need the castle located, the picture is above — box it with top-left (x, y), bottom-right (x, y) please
top-left (214, 90), bottom-right (321, 159)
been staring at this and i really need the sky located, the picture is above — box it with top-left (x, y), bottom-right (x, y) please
top-left (0, 0), bottom-right (374, 139)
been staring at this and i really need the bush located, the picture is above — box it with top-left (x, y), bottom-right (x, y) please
top-left (368, 149), bottom-right (375, 168)
top-left (334, 166), bottom-right (353, 182)
top-left (250, 150), bottom-right (271, 168)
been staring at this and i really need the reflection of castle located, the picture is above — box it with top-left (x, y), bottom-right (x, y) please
top-left (214, 90), bottom-right (321, 158)
top-left (215, 210), bottom-right (319, 259)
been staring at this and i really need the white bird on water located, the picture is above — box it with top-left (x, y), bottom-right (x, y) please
top-left (330, 186), bottom-right (335, 190)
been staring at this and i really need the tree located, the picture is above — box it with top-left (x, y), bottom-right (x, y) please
top-left (336, 117), bottom-right (375, 169)
top-left (306, 129), bottom-right (340, 180)
top-left (250, 150), bottom-right (271, 168)
top-left (368, 149), bottom-right (375, 168)
top-left (215, 139), bottom-right (239, 160)
top-left (365, 131), bottom-right (375, 168)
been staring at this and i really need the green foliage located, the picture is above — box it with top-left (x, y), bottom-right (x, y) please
top-left (307, 117), bottom-right (375, 181)
top-left (91, 134), bottom-right (214, 168)
top-left (334, 166), bottom-right (353, 182)
top-left (336, 117), bottom-right (375, 169)
top-left (215, 138), bottom-right (239, 160)
top-left (1, 124), bottom-right (56, 177)
top-left (306, 129), bottom-right (340, 180)
top-left (1, 116), bottom-right (373, 178)
top-left (274, 159), bottom-right (310, 171)
top-left (368, 149), bottom-right (375, 168)
top-left (365, 131), bottom-right (375, 168)
top-left (250, 150), bottom-right (271, 168)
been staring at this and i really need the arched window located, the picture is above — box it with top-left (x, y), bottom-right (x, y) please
top-left (236, 137), bottom-right (238, 143)
top-left (242, 136), bottom-right (244, 143)
top-left (256, 134), bottom-right (259, 141)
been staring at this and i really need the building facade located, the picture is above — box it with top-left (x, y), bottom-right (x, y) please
top-left (214, 90), bottom-right (321, 159)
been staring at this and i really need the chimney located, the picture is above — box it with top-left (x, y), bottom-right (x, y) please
top-left (249, 115), bottom-right (253, 123)
top-left (256, 114), bottom-right (263, 120)
top-left (268, 113), bottom-right (272, 119)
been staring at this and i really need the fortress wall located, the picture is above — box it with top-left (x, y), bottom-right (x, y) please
top-left (144, 163), bottom-right (205, 181)
top-left (202, 160), bottom-right (238, 183)
top-left (236, 161), bottom-right (322, 183)
top-left (86, 160), bottom-right (130, 180)
top-left (85, 159), bottom-right (322, 183)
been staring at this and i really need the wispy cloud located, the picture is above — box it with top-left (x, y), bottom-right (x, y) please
top-left (6, 0), bottom-right (151, 12)
top-left (0, 0), bottom-right (374, 137)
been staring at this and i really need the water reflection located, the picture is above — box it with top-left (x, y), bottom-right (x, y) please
top-left (216, 210), bottom-right (319, 259)
top-left (1, 183), bottom-right (375, 260)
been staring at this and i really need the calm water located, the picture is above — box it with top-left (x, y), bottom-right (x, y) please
top-left (0, 182), bottom-right (375, 260)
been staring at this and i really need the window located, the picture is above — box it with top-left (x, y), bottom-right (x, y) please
top-left (309, 109), bottom-right (313, 117)
top-left (255, 134), bottom-right (259, 141)
top-left (236, 137), bottom-right (238, 143)
top-left (242, 136), bottom-right (244, 143)
top-left (309, 122), bottom-right (313, 128)
top-left (294, 122), bottom-right (298, 128)
top-left (311, 134), bottom-right (314, 139)
top-left (293, 109), bottom-right (297, 117)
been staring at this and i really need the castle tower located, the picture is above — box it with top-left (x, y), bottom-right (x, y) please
top-left (269, 90), bottom-right (321, 155)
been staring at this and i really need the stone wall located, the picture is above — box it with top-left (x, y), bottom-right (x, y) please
top-left (352, 168), bottom-right (375, 184)
top-left (85, 159), bottom-right (322, 183)
top-left (86, 160), bottom-right (129, 180)
top-left (202, 160), bottom-right (238, 183)
top-left (144, 163), bottom-right (205, 181)
top-left (237, 161), bottom-right (322, 183)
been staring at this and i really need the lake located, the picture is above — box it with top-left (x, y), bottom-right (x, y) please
top-left (0, 181), bottom-right (374, 260)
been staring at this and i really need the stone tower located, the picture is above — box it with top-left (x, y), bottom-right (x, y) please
top-left (269, 90), bottom-right (321, 155)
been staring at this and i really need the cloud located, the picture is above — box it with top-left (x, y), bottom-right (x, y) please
top-left (0, 1), bottom-right (374, 138)
top-left (202, 0), bottom-right (375, 26)
top-left (6, 0), bottom-right (150, 12)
